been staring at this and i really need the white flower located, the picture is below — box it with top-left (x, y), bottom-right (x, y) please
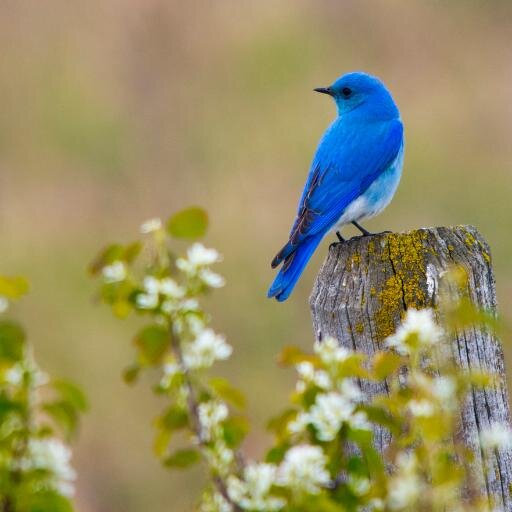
top-left (140, 217), bottom-right (162, 234)
top-left (368, 498), bottom-right (385, 510)
top-left (102, 261), bottom-right (127, 283)
top-left (314, 337), bottom-right (351, 366)
top-left (177, 244), bottom-right (222, 274)
top-left (339, 379), bottom-right (363, 401)
top-left (143, 276), bottom-right (160, 295)
top-left (160, 277), bottom-right (185, 298)
top-left (163, 362), bottom-right (179, 376)
top-left (348, 475), bottom-right (370, 496)
top-left (408, 399), bottom-right (435, 417)
top-left (136, 293), bottom-right (159, 309)
top-left (306, 392), bottom-right (355, 441)
top-left (161, 300), bottom-right (175, 315)
top-left (204, 440), bottom-right (234, 476)
top-left (33, 366), bottom-right (50, 386)
top-left (4, 365), bottom-right (24, 385)
top-left (288, 412), bottom-right (309, 435)
top-left (296, 362), bottom-right (315, 380)
top-left (160, 362), bottom-right (182, 389)
top-left (198, 401), bottom-right (229, 441)
top-left (183, 329), bottom-right (232, 369)
top-left (173, 314), bottom-right (206, 336)
top-left (187, 243), bottom-right (222, 266)
top-left (431, 376), bottom-right (457, 401)
top-left (388, 473), bottom-right (420, 509)
top-left (186, 315), bottom-right (206, 335)
top-left (199, 268), bottom-right (226, 288)
top-left (0, 296), bottom-right (8, 313)
top-left (278, 445), bottom-right (330, 494)
top-left (295, 380), bottom-right (306, 394)
top-left (313, 370), bottom-right (332, 390)
top-left (289, 383), bottom-right (369, 440)
top-left (387, 453), bottom-right (421, 510)
top-left (295, 361), bottom-right (332, 389)
top-left (480, 423), bottom-right (512, 451)
top-left (201, 491), bottom-right (233, 512)
top-left (227, 463), bottom-right (285, 511)
top-left (180, 299), bottom-right (200, 311)
top-left (349, 411), bottom-right (371, 431)
top-left (385, 309), bottom-right (443, 355)
top-left (23, 438), bottom-right (76, 497)
top-left (296, 362), bottom-right (331, 390)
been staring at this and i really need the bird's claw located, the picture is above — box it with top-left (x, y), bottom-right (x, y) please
top-left (349, 230), bottom-right (392, 241)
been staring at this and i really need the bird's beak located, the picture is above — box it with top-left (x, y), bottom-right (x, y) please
top-left (313, 87), bottom-right (333, 96)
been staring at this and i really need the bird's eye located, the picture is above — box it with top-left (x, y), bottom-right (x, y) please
top-left (342, 87), bottom-right (352, 98)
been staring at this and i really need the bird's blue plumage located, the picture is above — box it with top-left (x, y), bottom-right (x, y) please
top-left (268, 72), bottom-right (404, 301)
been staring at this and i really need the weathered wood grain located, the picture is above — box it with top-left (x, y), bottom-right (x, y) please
top-left (310, 226), bottom-right (512, 509)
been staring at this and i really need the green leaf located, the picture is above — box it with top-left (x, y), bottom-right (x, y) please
top-left (347, 426), bottom-right (373, 446)
top-left (299, 495), bottom-right (345, 512)
top-left (0, 321), bottom-right (26, 362)
top-left (122, 363), bottom-right (140, 384)
top-left (339, 354), bottom-right (369, 378)
top-left (52, 380), bottom-right (88, 412)
top-left (265, 442), bottom-right (290, 464)
top-left (112, 300), bottom-right (133, 318)
top-left (153, 427), bottom-right (172, 457)
top-left (0, 396), bottom-right (23, 419)
top-left (134, 325), bottom-right (169, 365)
top-left (267, 408), bottom-right (297, 439)
top-left (223, 416), bottom-right (250, 448)
top-left (0, 275), bottom-right (29, 299)
top-left (372, 351), bottom-right (403, 380)
top-left (18, 490), bottom-right (74, 512)
top-left (362, 405), bottom-right (399, 436)
top-left (209, 377), bottom-right (246, 409)
top-left (89, 244), bottom-right (124, 275)
top-left (43, 401), bottom-right (80, 438)
top-left (167, 207), bottom-right (208, 239)
top-left (277, 345), bottom-right (318, 367)
top-left (124, 242), bottom-right (143, 264)
top-left (164, 448), bottom-right (201, 469)
top-left (160, 405), bottom-right (189, 431)
top-left (89, 242), bottom-right (141, 275)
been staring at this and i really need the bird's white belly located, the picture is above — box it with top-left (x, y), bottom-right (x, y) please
top-left (335, 145), bottom-right (404, 228)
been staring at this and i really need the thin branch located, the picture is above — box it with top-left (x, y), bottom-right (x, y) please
top-left (1, 497), bottom-right (14, 512)
top-left (169, 326), bottom-right (243, 511)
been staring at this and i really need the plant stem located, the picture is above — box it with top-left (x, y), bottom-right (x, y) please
top-left (1, 496), bottom-right (14, 512)
top-left (169, 326), bottom-right (243, 511)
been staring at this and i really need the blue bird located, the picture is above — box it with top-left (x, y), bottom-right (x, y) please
top-left (268, 72), bottom-right (404, 301)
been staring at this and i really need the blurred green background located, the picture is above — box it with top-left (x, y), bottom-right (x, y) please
top-left (1, 1), bottom-right (511, 510)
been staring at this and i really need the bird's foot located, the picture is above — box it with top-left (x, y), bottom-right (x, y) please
top-left (349, 229), bottom-right (392, 241)
top-left (351, 221), bottom-right (393, 237)
top-left (351, 221), bottom-right (372, 236)
top-left (329, 231), bottom-right (345, 249)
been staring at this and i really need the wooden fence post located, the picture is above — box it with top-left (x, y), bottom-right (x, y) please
top-left (310, 225), bottom-right (512, 508)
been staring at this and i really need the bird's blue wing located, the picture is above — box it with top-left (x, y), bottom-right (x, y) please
top-left (271, 118), bottom-right (403, 268)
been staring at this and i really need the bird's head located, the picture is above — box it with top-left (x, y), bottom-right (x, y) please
top-left (314, 72), bottom-right (399, 120)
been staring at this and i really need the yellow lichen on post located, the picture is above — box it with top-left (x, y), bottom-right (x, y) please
top-left (374, 231), bottom-right (429, 341)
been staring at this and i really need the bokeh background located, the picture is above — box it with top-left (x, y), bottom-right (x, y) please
top-left (1, 1), bottom-right (511, 510)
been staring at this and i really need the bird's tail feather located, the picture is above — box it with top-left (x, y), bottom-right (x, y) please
top-left (267, 234), bottom-right (323, 301)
